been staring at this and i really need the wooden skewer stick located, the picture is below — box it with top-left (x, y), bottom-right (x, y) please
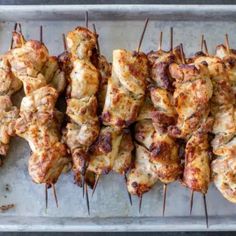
top-left (180, 43), bottom-right (186, 64)
top-left (203, 39), bottom-right (209, 55)
top-left (40, 25), bottom-right (43, 44)
top-left (85, 11), bottom-right (89, 29)
top-left (82, 174), bottom-right (85, 198)
top-left (18, 23), bottom-right (22, 34)
top-left (52, 184), bottom-right (59, 208)
top-left (92, 23), bottom-right (100, 55)
top-left (45, 184), bottom-right (48, 209)
top-left (225, 33), bottom-right (230, 54)
top-left (139, 194), bottom-right (143, 214)
top-left (189, 190), bottom-right (194, 215)
top-left (85, 183), bottom-right (90, 215)
top-left (40, 27), bottom-right (59, 209)
top-left (62, 34), bottom-right (67, 51)
top-left (137, 18), bottom-right (149, 53)
top-left (158, 31), bottom-right (163, 51)
top-left (91, 174), bottom-right (100, 197)
top-left (161, 28), bottom-right (174, 216)
top-left (170, 27), bottom-right (173, 52)
top-left (10, 23), bottom-right (18, 50)
top-left (201, 34), bottom-right (204, 52)
top-left (124, 173), bottom-right (132, 206)
top-left (203, 194), bottom-right (209, 228)
top-left (162, 184), bottom-right (167, 217)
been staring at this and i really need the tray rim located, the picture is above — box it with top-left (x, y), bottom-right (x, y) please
top-left (1, 4), bottom-right (236, 21)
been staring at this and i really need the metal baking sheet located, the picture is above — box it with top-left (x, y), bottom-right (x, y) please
top-left (1, 4), bottom-right (236, 232)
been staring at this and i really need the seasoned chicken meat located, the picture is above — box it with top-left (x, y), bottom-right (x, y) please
top-left (15, 86), bottom-right (69, 184)
top-left (183, 132), bottom-right (210, 194)
top-left (0, 31), bottom-right (23, 159)
top-left (168, 63), bottom-right (213, 139)
top-left (102, 49), bottom-right (148, 129)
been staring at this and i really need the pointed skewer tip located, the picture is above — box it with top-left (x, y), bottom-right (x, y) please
top-left (137, 17), bottom-right (149, 53)
top-left (180, 43), bottom-right (186, 64)
top-left (92, 174), bottom-right (100, 198)
top-left (82, 174), bottom-right (85, 198)
top-left (85, 11), bottom-right (89, 29)
top-left (85, 183), bottom-right (90, 215)
top-left (162, 184), bottom-right (168, 217)
top-left (225, 33), bottom-right (230, 54)
top-left (124, 174), bottom-right (132, 206)
top-left (201, 34), bottom-right (204, 52)
top-left (203, 39), bottom-right (208, 55)
top-left (52, 184), bottom-right (59, 208)
top-left (158, 31), bottom-right (163, 51)
top-left (62, 33), bottom-right (67, 51)
top-left (203, 194), bottom-right (209, 228)
top-left (45, 184), bottom-right (48, 210)
top-left (40, 25), bottom-right (43, 44)
top-left (170, 27), bottom-right (173, 52)
top-left (92, 23), bottom-right (100, 55)
top-left (139, 195), bottom-right (143, 214)
top-left (190, 190), bottom-right (194, 215)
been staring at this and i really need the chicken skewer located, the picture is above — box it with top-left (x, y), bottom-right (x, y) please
top-left (59, 13), bottom-right (103, 214)
top-left (169, 42), bottom-right (213, 227)
top-left (210, 35), bottom-right (236, 204)
top-left (90, 24), bottom-right (134, 206)
top-left (127, 29), bottom-right (182, 214)
top-left (189, 35), bottom-right (209, 215)
top-left (0, 23), bottom-right (23, 164)
top-left (86, 19), bottom-right (149, 206)
top-left (13, 26), bottom-right (69, 208)
top-left (147, 28), bottom-right (182, 216)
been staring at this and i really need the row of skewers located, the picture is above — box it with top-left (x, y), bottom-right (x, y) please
top-left (1, 16), bottom-right (236, 227)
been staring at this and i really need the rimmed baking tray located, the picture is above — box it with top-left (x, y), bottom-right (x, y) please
top-left (0, 4), bottom-right (236, 232)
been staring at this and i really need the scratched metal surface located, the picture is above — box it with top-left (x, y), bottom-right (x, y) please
top-left (0, 5), bottom-right (236, 231)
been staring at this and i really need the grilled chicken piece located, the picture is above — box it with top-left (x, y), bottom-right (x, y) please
top-left (127, 100), bottom-right (158, 196)
top-left (15, 86), bottom-right (69, 184)
top-left (73, 126), bottom-right (133, 187)
top-left (66, 27), bottom-right (97, 60)
top-left (168, 63), bottom-right (213, 139)
top-left (0, 33), bottom-right (23, 159)
top-left (7, 40), bottom-right (49, 95)
top-left (211, 137), bottom-right (236, 203)
top-left (102, 49), bottom-right (148, 129)
top-left (216, 44), bottom-right (236, 97)
top-left (112, 130), bottom-right (133, 175)
top-left (87, 127), bottom-right (133, 176)
top-left (197, 45), bottom-right (236, 203)
top-left (127, 143), bottom-right (158, 196)
top-left (183, 132), bottom-right (210, 194)
top-left (0, 96), bottom-right (18, 157)
top-left (148, 46), bottom-right (182, 92)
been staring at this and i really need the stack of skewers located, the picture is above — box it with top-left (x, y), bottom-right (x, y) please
top-left (1, 17), bottom-right (236, 228)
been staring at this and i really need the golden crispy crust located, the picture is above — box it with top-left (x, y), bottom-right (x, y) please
top-left (127, 143), bottom-right (158, 196)
top-left (15, 86), bottom-right (69, 184)
top-left (147, 46), bottom-right (182, 92)
top-left (66, 26), bottom-right (97, 60)
top-left (183, 132), bottom-right (210, 193)
top-left (211, 138), bottom-right (236, 203)
top-left (87, 126), bottom-right (122, 175)
top-left (168, 63), bottom-right (213, 139)
top-left (102, 50), bottom-right (148, 128)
